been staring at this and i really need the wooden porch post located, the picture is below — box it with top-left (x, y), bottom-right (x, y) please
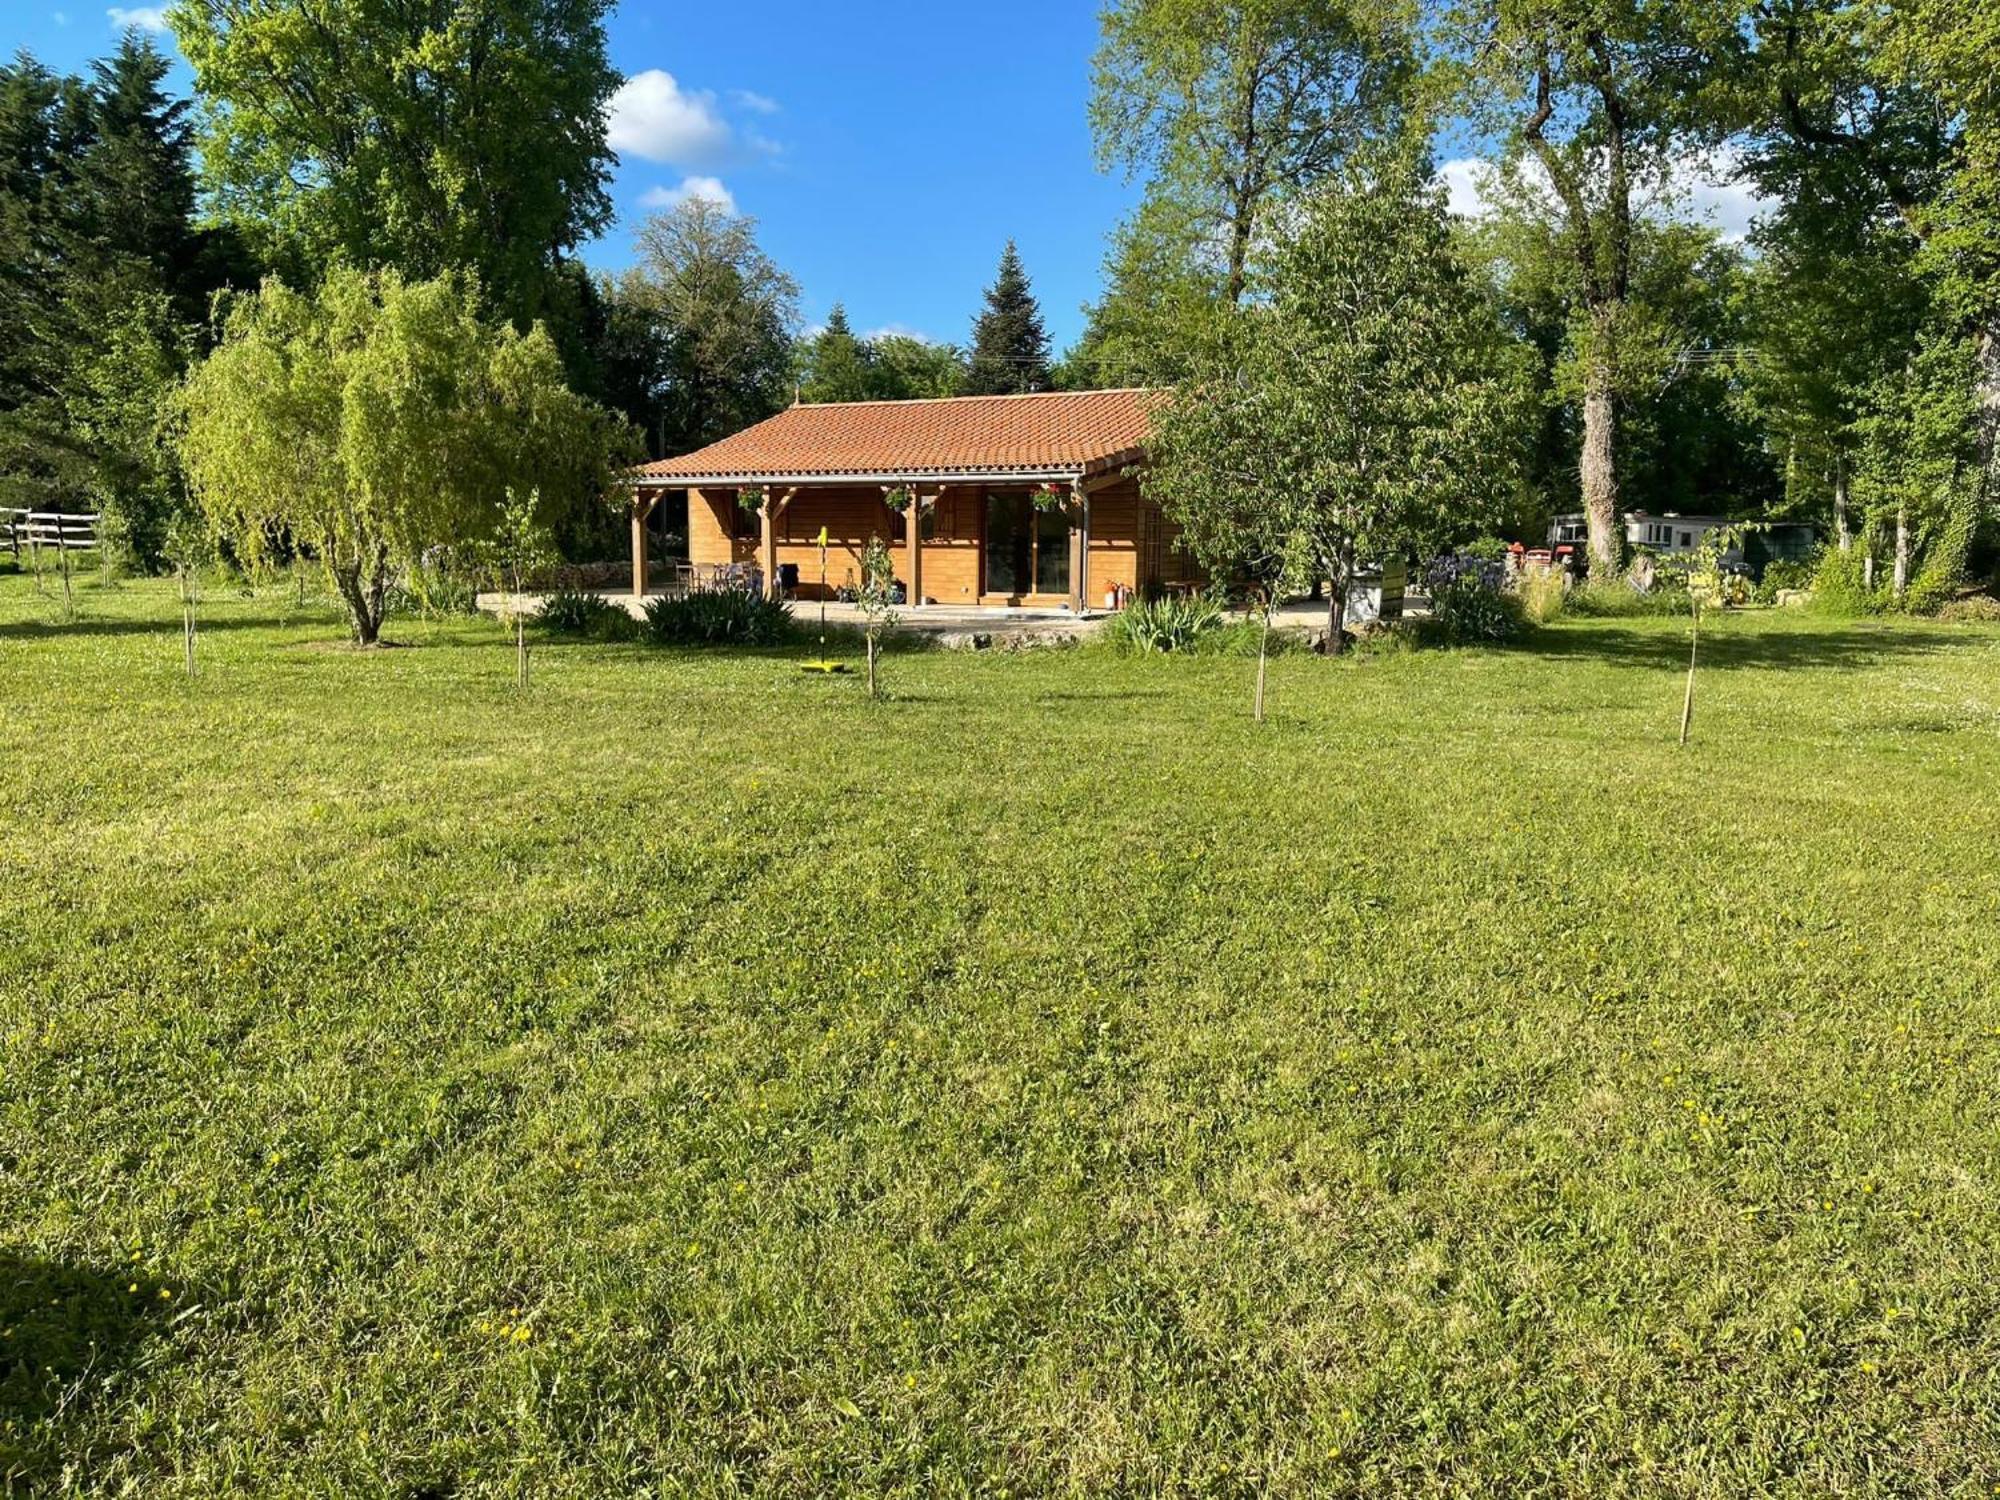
top-left (1069, 479), bottom-right (1090, 614)
top-left (907, 488), bottom-right (927, 607)
top-left (631, 491), bottom-right (657, 598)
top-left (760, 487), bottom-right (798, 600)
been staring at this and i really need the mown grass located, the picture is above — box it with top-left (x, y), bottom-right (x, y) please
top-left (3, 572), bottom-right (1999, 1496)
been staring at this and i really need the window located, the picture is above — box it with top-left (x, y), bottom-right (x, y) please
top-left (1680, 531), bottom-right (1694, 548)
top-left (728, 494), bottom-right (758, 542)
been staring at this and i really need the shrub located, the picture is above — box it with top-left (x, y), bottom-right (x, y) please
top-left (1105, 593), bottom-right (1227, 654)
top-left (642, 589), bottom-right (793, 647)
top-left (538, 589), bottom-right (638, 642)
top-left (1808, 545), bottom-right (1880, 617)
top-left (1421, 554), bottom-right (1526, 644)
top-left (1753, 557), bottom-right (1818, 605)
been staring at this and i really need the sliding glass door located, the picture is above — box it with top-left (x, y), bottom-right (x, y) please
top-left (985, 491), bottom-right (1069, 598)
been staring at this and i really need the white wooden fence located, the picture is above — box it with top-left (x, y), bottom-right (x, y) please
top-left (3, 510), bottom-right (100, 564)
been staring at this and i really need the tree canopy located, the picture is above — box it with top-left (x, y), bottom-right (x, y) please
top-left (174, 267), bottom-right (633, 643)
top-left (169, 0), bottom-right (620, 328)
top-left (1149, 155), bottom-right (1523, 648)
top-left (609, 198), bottom-right (799, 456)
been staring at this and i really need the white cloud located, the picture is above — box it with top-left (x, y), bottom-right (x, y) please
top-left (53, 10), bottom-right (70, 25)
top-left (608, 70), bottom-right (731, 166)
top-left (731, 89), bottom-right (780, 116)
top-left (1438, 149), bottom-right (1770, 243)
top-left (863, 324), bottom-right (938, 344)
top-left (107, 5), bottom-right (169, 30)
top-left (1440, 157), bottom-right (1490, 221)
top-left (640, 175), bottom-right (736, 213)
top-left (1676, 148), bottom-right (1767, 243)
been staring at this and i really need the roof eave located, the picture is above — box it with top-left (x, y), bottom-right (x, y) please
top-left (632, 458), bottom-right (1145, 488)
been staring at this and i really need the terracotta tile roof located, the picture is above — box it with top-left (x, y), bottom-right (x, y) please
top-left (634, 388), bottom-right (1159, 483)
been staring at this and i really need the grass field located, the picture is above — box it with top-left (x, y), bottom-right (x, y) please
top-left (3, 572), bottom-right (1999, 1496)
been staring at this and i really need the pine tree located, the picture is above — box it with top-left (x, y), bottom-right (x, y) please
top-left (74, 37), bottom-right (201, 314)
top-left (0, 40), bottom-right (239, 561)
top-left (965, 241), bottom-right (1051, 395)
top-left (0, 56), bottom-right (94, 511)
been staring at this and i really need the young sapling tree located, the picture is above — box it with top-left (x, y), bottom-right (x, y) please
top-left (486, 487), bottom-right (557, 690)
top-left (164, 514), bottom-right (213, 678)
top-left (1678, 526), bottom-right (1740, 746)
top-left (855, 535), bottom-right (898, 700)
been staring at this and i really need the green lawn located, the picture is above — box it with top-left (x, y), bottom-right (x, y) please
top-left (3, 573), bottom-right (1999, 1496)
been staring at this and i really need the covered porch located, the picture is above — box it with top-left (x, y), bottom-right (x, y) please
top-left (627, 473), bottom-right (1132, 615)
top-left (624, 388), bottom-right (1174, 614)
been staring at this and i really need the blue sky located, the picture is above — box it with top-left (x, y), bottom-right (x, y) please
top-left (8, 0), bottom-right (1144, 350)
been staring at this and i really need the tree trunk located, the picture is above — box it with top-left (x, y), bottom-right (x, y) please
top-left (1253, 607), bottom-right (1270, 722)
top-left (363, 548), bottom-right (390, 640)
top-left (180, 566), bottom-right (197, 677)
top-left (866, 633), bottom-right (879, 699)
top-left (1833, 456), bottom-right (1851, 552)
top-left (1679, 604), bottom-right (1699, 747)
top-left (1892, 499), bottom-right (1910, 601)
top-left (1863, 546), bottom-right (1876, 592)
top-left (1325, 539), bottom-right (1353, 657)
top-left (1581, 339), bottom-right (1620, 581)
top-left (332, 546), bottom-right (391, 645)
top-left (1975, 325), bottom-right (2000, 512)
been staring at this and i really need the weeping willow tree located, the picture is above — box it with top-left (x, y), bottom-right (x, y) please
top-left (174, 266), bottom-right (632, 644)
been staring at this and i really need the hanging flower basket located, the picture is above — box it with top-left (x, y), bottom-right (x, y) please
top-left (1029, 482), bottom-right (1070, 513)
top-left (737, 485), bottom-right (767, 513)
top-left (883, 486), bottom-right (914, 514)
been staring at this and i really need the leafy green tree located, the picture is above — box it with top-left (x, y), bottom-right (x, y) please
top-left (1149, 154), bottom-right (1522, 663)
top-left (1882, 0), bottom-right (2000, 528)
top-left (1068, 193), bottom-right (1235, 388)
top-left (1735, 213), bottom-right (1923, 549)
top-left (797, 313), bottom-right (966, 404)
top-left (870, 334), bottom-right (965, 399)
top-left (169, 0), bottom-right (618, 328)
top-left (964, 242), bottom-right (1051, 395)
top-left (1092, 0), bottom-right (1413, 317)
top-left (1439, 0), bottom-right (1741, 578)
top-left (797, 305), bottom-right (878, 403)
top-left (1851, 332), bottom-right (1981, 603)
top-left (613, 197), bottom-right (799, 453)
top-left (1734, 0), bottom-right (1991, 584)
top-left (175, 267), bottom-right (634, 645)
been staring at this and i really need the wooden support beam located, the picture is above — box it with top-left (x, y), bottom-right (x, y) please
top-left (909, 489), bottom-right (935, 607)
top-left (630, 491), bottom-right (658, 598)
top-left (758, 487), bottom-right (799, 600)
top-left (1070, 480), bottom-right (1090, 614)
